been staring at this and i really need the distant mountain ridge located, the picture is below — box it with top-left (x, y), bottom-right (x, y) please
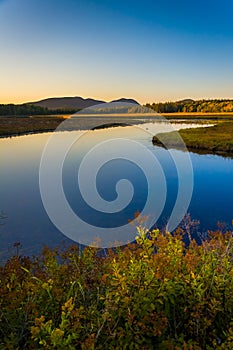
top-left (29, 97), bottom-right (139, 110)
top-left (29, 97), bottom-right (104, 110)
top-left (111, 98), bottom-right (139, 105)
top-left (177, 99), bottom-right (194, 103)
top-left (79, 101), bottom-right (153, 115)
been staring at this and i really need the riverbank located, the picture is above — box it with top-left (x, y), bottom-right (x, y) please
top-left (153, 121), bottom-right (233, 155)
top-left (1, 115), bottom-right (233, 148)
top-left (0, 115), bottom-right (153, 138)
top-left (0, 113), bottom-right (233, 137)
top-left (0, 116), bottom-right (66, 137)
top-left (161, 112), bottom-right (233, 119)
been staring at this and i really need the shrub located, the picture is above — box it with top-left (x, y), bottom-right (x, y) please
top-left (0, 228), bottom-right (233, 349)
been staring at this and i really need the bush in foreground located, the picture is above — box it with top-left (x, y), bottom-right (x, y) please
top-left (0, 228), bottom-right (233, 349)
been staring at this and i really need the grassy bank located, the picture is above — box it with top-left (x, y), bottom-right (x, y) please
top-left (1, 113), bottom-right (233, 139)
top-left (0, 116), bottom-right (66, 137)
top-left (0, 228), bottom-right (233, 349)
top-left (153, 121), bottom-right (233, 155)
top-left (0, 116), bottom-right (151, 137)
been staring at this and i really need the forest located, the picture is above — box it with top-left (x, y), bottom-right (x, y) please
top-left (145, 99), bottom-right (233, 113)
top-left (0, 104), bottom-right (78, 116)
top-left (1, 99), bottom-right (233, 116)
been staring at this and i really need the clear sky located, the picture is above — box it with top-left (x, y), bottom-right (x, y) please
top-left (0, 0), bottom-right (233, 104)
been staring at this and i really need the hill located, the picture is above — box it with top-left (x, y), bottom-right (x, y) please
top-left (0, 97), bottom-right (140, 116)
top-left (29, 97), bottom-right (140, 110)
top-left (177, 98), bottom-right (194, 103)
top-left (78, 101), bottom-right (153, 114)
top-left (111, 98), bottom-right (139, 105)
top-left (28, 96), bottom-right (105, 110)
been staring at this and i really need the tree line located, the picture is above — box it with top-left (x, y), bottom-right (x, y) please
top-left (0, 104), bottom-right (79, 116)
top-left (145, 99), bottom-right (233, 113)
top-left (1, 99), bottom-right (233, 115)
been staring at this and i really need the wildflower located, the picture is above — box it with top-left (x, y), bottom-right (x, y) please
top-left (42, 282), bottom-right (49, 290)
top-left (51, 328), bottom-right (64, 339)
top-left (62, 297), bottom-right (74, 313)
top-left (31, 326), bottom-right (40, 338)
top-left (35, 315), bottom-right (45, 326)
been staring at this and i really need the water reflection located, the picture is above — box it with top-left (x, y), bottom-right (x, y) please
top-left (0, 121), bottom-right (232, 260)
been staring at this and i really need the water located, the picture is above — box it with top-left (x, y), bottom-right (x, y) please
top-left (1, 120), bottom-right (233, 259)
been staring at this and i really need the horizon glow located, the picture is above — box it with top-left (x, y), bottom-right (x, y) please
top-left (0, 0), bottom-right (233, 104)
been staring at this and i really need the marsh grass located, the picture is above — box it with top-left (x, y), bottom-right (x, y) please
top-left (0, 117), bottom-right (66, 137)
top-left (153, 121), bottom-right (233, 155)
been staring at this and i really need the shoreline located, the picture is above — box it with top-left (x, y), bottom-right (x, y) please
top-left (161, 112), bottom-right (233, 120)
top-left (152, 121), bottom-right (233, 157)
top-left (1, 116), bottom-right (233, 159)
top-left (152, 140), bottom-right (233, 158)
top-left (161, 112), bottom-right (233, 116)
top-left (0, 116), bottom-right (66, 138)
top-left (0, 129), bottom-right (57, 139)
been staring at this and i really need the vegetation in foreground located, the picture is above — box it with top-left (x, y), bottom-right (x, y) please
top-left (1, 228), bottom-right (233, 349)
top-left (153, 121), bottom-right (233, 155)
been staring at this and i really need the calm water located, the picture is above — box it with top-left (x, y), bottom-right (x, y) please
top-left (1, 121), bottom-right (233, 260)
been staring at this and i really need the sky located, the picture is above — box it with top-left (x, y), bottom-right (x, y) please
top-left (0, 0), bottom-right (233, 104)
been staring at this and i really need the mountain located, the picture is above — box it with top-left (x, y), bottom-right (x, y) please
top-left (177, 99), bottom-right (194, 103)
top-left (78, 102), bottom-right (154, 115)
top-left (110, 98), bottom-right (139, 105)
top-left (28, 96), bottom-right (140, 110)
top-left (28, 97), bottom-right (105, 110)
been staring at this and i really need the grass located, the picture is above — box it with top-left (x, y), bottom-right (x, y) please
top-left (153, 121), bottom-right (233, 155)
top-left (2, 116), bottom-right (233, 157)
top-left (1, 113), bottom-right (233, 138)
top-left (0, 116), bottom-right (66, 137)
top-left (0, 115), bottom-right (148, 137)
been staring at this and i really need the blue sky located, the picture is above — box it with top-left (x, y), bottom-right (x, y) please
top-left (0, 0), bottom-right (233, 104)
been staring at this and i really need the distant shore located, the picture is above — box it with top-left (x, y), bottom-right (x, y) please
top-left (0, 116), bottom-right (66, 138)
top-left (161, 112), bottom-right (233, 119)
top-left (1, 115), bottom-right (233, 157)
top-left (0, 115), bottom-right (148, 138)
